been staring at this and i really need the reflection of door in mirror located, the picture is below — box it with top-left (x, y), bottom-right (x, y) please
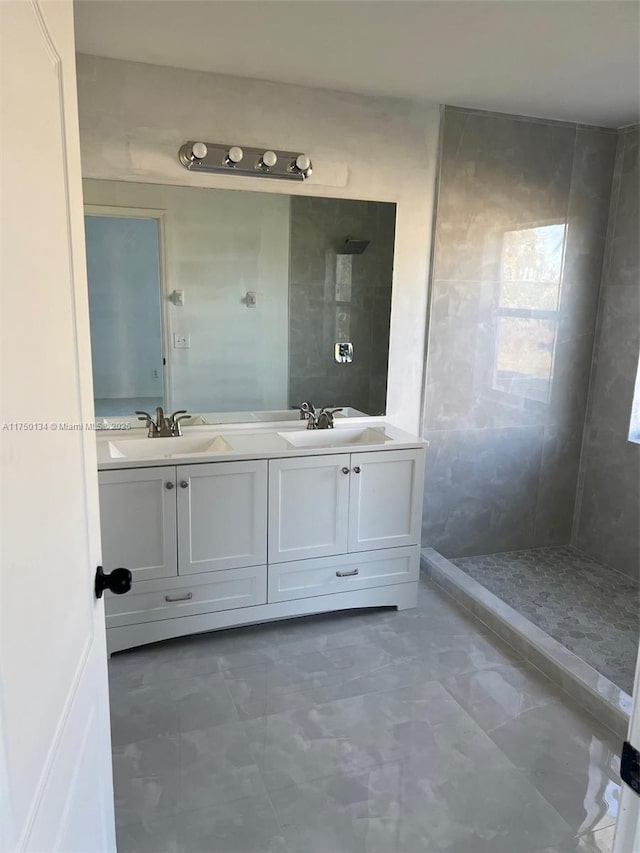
top-left (84, 211), bottom-right (165, 416)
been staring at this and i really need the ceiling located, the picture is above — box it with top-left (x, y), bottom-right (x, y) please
top-left (73, 0), bottom-right (640, 128)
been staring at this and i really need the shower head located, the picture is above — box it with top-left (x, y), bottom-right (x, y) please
top-left (342, 237), bottom-right (370, 255)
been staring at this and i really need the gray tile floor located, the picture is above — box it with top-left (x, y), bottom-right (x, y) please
top-left (453, 546), bottom-right (639, 695)
top-left (109, 577), bottom-right (622, 853)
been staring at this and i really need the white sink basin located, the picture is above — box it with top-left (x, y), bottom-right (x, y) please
top-left (279, 427), bottom-right (390, 449)
top-left (108, 435), bottom-right (233, 459)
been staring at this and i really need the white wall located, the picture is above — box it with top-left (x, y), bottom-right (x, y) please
top-left (84, 179), bottom-right (290, 412)
top-left (76, 55), bottom-right (441, 432)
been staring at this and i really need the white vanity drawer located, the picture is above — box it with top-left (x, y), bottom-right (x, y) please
top-left (267, 546), bottom-right (419, 603)
top-left (105, 565), bottom-right (267, 628)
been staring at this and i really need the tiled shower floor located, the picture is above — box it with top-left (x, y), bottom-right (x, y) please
top-left (454, 546), bottom-right (639, 695)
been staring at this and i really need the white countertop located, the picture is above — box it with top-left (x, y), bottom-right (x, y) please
top-left (96, 418), bottom-right (427, 470)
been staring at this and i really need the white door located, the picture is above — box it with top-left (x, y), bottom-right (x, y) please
top-left (268, 454), bottom-right (350, 562)
top-left (613, 642), bottom-right (640, 852)
top-left (99, 467), bottom-right (178, 582)
top-left (177, 460), bottom-right (267, 574)
top-left (348, 449), bottom-right (425, 552)
top-left (1, 2), bottom-right (117, 851)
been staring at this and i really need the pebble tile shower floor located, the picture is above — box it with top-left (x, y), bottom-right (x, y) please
top-left (453, 546), bottom-right (639, 695)
top-left (109, 577), bottom-right (621, 853)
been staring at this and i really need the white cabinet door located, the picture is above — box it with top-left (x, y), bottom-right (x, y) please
top-left (269, 454), bottom-right (350, 563)
top-left (177, 460), bottom-right (267, 574)
top-left (348, 449), bottom-right (425, 552)
top-left (99, 467), bottom-right (178, 582)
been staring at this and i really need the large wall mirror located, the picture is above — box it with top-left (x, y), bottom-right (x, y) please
top-left (83, 179), bottom-right (396, 422)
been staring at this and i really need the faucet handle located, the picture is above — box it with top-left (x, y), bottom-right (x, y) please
top-left (317, 407), bottom-right (343, 429)
top-left (169, 410), bottom-right (191, 436)
top-left (169, 409), bottom-right (189, 421)
top-left (298, 401), bottom-right (316, 421)
top-left (135, 410), bottom-right (159, 438)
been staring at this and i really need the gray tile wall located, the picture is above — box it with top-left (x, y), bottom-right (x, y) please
top-left (422, 107), bottom-right (617, 558)
top-left (573, 127), bottom-right (640, 579)
top-left (288, 198), bottom-right (396, 415)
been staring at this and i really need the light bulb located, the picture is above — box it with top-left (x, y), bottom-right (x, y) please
top-left (227, 146), bottom-right (244, 164)
top-left (191, 142), bottom-right (208, 160)
top-left (295, 153), bottom-right (311, 172)
top-left (262, 150), bottom-right (277, 168)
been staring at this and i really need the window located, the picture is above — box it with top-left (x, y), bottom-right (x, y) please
top-left (494, 223), bottom-right (566, 404)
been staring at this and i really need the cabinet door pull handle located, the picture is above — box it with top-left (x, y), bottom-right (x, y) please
top-left (353, 466), bottom-right (361, 474)
top-left (165, 481), bottom-right (175, 490)
top-left (336, 568), bottom-right (359, 578)
top-left (180, 481), bottom-right (189, 489)
top-left (341, 467), bottom-right (350, 474)
top-left (165, 591), bottom-right (193, 602)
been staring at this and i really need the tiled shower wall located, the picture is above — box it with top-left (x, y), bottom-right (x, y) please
top-left (573, 127), bottom-right (640, 579)
top-left (288, 197), bottom-right (396, 414)
top-left (422, 107), bottom-right (617, 558)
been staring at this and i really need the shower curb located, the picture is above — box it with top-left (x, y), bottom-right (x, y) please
top-left (421, 547), bottom-right (631, 740)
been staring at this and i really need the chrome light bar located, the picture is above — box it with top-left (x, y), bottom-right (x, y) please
top-left (178, 141), bottom-right (312, 181)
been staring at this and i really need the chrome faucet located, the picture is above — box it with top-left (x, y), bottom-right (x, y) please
top-left (298, 401), bottom-right (318, 429)
top-left (298, 403), bottom-right (343, 430)
top-left (299, 401), bottom-right (316, 422)
top-left (316, 408), bottom-right (343, 429)
top-left (135, 407), bottom-right (191, 437)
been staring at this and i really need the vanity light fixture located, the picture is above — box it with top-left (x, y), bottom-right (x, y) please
top-left (178, 141), bottom-right (312, 181)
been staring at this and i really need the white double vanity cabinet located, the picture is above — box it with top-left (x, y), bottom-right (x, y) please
top-left (96, 421), bottom-right (426, 654)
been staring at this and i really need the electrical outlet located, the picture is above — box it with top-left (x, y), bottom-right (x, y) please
top-left (152, 368), bottom-right (159, 379)
top-left (173, 333), bottom-right (190, 349)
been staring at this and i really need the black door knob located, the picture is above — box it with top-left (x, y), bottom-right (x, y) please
top-left (95, 565), bottom-right (132, 599)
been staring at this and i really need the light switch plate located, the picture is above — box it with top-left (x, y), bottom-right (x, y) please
top-left (173, 333), bottom-right (190, 349)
